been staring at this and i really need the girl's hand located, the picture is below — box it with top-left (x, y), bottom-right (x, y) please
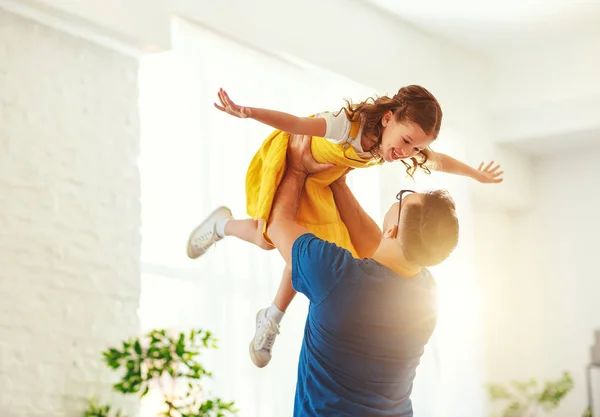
top-left (214, 88), bottom-right (251, 118)
top-left (477, 161), bottom-right (504, 183)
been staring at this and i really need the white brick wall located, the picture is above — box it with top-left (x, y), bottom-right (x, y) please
top-left (0, 9), bottom-right (141, 417)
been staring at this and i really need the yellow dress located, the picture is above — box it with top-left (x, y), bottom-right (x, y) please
top-left (245, 119), bottom-right (379, 257)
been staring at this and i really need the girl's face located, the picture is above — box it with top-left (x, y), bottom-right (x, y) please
top-left (380, 111), bottom-right (435, 163)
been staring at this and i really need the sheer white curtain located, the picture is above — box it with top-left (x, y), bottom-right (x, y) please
top-left (399, 134), bottom-right (485, 417)
top-left (138, 18), bottom-right (378, 417)
top-left (138, 17), bottom-right (482, 417)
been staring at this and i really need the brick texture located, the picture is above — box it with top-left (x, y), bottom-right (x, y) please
top-left (0, 9), bottom-right (141, 417)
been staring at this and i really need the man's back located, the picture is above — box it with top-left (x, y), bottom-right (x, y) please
top-left (292, 234), bottom-right (437, 417)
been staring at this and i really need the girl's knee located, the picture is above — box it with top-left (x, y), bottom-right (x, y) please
top-left (254, 219), bottom-right (275, 250)
top-left (257, 239), bottom-right (275, 251)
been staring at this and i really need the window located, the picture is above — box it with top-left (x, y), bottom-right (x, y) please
top-left (139, 18), bottom-right (379, 417)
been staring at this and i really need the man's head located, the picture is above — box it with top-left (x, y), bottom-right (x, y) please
top-left (382, 190), bottom-right (459, 267)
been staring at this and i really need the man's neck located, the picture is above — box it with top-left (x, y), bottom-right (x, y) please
top-left (371, 240), bottom-right (422, 278)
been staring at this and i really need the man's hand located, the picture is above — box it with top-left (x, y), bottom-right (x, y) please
top-left (287, 135), bottom-right (334, 175)
top-left (331, 168), bottom-right (353, 187)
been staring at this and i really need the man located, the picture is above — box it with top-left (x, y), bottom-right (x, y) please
top-left (189, 135), bottom-right (459, 415)
top-left (265, 135), bottom-right (459, 416)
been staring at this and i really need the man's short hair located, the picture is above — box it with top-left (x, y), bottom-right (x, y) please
top-left (400, 190), bottom-right (459, 266)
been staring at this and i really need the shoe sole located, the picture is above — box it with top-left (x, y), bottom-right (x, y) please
top-left (186, 206), bottom-right (231, 259)
top-left (249, 341), bottom-right (267, 368)
top-left (249, 310), bottom-right (269, 368)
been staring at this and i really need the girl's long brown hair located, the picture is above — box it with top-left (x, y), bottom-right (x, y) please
top-left (337, 85), bottom-right (443, 177)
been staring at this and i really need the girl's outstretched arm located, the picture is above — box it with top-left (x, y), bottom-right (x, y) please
top-left (214, 88), bottom-right (326, 136)
top-left (430, 151), bottom-right (504, 184)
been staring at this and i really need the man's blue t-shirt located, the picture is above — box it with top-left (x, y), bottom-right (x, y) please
top-left (291, 233), bottom-right (437, 417)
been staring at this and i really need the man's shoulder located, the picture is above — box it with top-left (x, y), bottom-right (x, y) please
top-left (291, 233), bottom-right (357, 305)
top-left (418, 267), bottom-right (436, 283)
top-left (292, 233), bottom-right (357, 272)
top-left (293, 233), bottom-right (351, 256)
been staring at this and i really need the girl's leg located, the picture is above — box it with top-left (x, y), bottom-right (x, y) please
top-left (224, 218), bottom-right (274, 250)
top-left (273, 265), bottom-right (296, 313)
top-left (250, 265), bottom-right (295, 368)
top-left (187, 208), bottom-right (273, 259)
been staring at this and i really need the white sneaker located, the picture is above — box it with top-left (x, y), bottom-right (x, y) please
top-left (186, 206), bottom-right (233, 259)
top-left (249, 308), bottom-right (280, 368)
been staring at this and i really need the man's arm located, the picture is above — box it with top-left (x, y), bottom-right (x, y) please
top-left (330, 173), bottom-right (382, 258)
top-left (267, 168), bottom-right (312, 266)
top-left (269, 136), bottom-right (356, 304)
top-left (266, 135), bottom-right (333, 266)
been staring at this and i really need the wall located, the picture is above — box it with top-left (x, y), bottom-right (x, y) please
top-left (489, 36), bottom-right (600, 150)
top-left (3, 0), bottom-right (171, 51)
top-left (477, 145), bottom-right (600, 416)
top-left (0, 9), bottom-right (141, 416)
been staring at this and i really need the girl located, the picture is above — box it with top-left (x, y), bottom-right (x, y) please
top-left (187, 85), bottom-right (502, 367)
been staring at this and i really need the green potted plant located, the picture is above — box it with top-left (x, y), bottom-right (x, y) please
top-left (487, 371), bottom-right (574, 417)
top-left (84, 328), bottom-right (237, 417)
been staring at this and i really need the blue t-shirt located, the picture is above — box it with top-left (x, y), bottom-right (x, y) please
top-left (291, 233), bottom-right (437, 417)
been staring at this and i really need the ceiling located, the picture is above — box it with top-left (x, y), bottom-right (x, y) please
top-left (363, 0), bottom-right (600, 52)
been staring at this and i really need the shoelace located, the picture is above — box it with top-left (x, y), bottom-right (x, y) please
top-left (257, 318), bottom-right (280, 351)
top-left (193, 228), bottom-right (215, 249)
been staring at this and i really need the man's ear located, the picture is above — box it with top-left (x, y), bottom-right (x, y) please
top-left (383, 224), bottom-right (398, 239)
